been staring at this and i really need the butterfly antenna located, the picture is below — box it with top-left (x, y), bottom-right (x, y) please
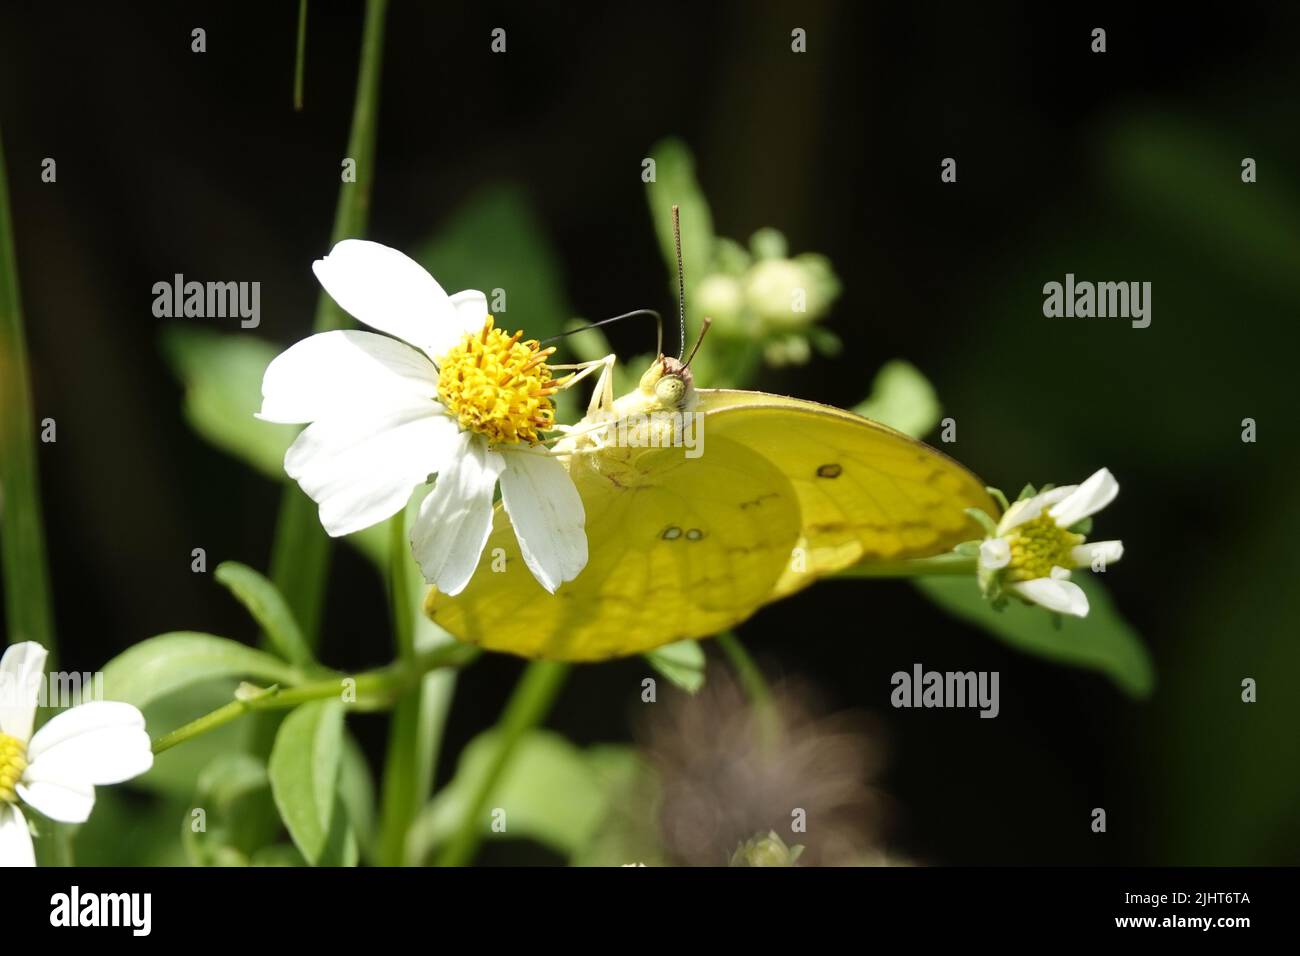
top-left (538, 309), bottom-right (663, 349)
top-left (672, 204), bottom-right (686, 360)
top-left (683, 316), bottom-right (712, 368)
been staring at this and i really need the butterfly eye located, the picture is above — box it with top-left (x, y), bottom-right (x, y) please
top-left (655, 374), bottom-right (686, 406)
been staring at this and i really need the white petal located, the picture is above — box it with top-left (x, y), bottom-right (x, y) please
top-left (427, 290), bottom-right (494, 361)
top-left (978, 537), bottom-right (1011, 571)
top-left (312, 240), bottom-right (458, 351)
top-left (1049, 468), bottom-right (1118, 529)
top-left (1010, 577), bottom-right (1090, 617)
top-left (26, 701), bottom-right (154, 785)
top-left (410, 433), bottom-right (503, 595)
top-left (1071, 539), bottom-right (1124, 570)
top-left (0, 804), bottom-right (35, 867)
top-left (285, 403), bottom-right (460, 537)
top-left (449, 290), bottom-right (490, 333)
top-left (997, 486), bottom-right (1077, 533)
top-left (258, 329), bottom-right (439, 424)
top-left (499, 449), bottom-right (588, 593)
top-left (17, 778), bottom-right (95, 824)
top-left (0, 641), bottom-right (46, 744)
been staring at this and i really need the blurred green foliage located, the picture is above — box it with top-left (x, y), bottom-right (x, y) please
top-left (408, 729), bottom-right (642, 863)
top-left (853, 359), bottom-right (943, 438)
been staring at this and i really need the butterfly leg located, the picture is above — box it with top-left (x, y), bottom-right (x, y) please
top-left (544, 354), bottom-right (618, 448)
top-left (548, 355), bottom-right (618, 418)
top-left (587, 353), bottom-right (617, 421)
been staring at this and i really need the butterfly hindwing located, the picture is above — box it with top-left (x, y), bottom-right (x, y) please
top-left (426, 435), bottom-right (801, 660)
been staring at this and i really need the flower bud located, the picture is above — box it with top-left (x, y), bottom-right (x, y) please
top-left (744, 254), bottom-right (840, 332)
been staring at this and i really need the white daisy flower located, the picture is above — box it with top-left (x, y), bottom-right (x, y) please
top-left (977, 468), bottom-right (1124, 617)
top-left (0, 642), bottom-right (153, 867)
top-left (258, 239), bottom-right (587, 595)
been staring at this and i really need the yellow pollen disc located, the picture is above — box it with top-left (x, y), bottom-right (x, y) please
top-left (1006, 513), bottom-right (1084, 581)
top-left (0, 732), bottom-right (28, 804)
top-left (437, 315), bottom-right (557, 445)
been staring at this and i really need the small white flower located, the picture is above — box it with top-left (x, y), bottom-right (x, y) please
top-left (978, 468), bottom-right (1124, 617)
top-left (0, 642), bottom-right (153, 867)
top-left (258, 240), bottom-right (587, 595)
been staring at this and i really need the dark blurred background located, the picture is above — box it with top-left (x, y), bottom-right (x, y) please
top-left (2, 1), bottom-right (1297, 864)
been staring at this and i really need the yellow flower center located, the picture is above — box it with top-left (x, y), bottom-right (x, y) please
top-left (436, 315), bottom-right (557, 445)
top-left (0, 733), bottom-right (27, 804)
top-left (1006, 513), bottom-right (1083, 581)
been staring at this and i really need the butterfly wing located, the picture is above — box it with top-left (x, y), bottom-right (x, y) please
top-left (426, 434), bottom-right (802, 660)
top-left (427, 389), bottom-right (995, 660)
top-left (697, 389), bottom-right (996, 599)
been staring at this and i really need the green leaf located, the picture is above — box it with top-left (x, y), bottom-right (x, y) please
top-left (1105, 113), bottom-right (1300, 300)
top-left (160, 327), bottom-right (382, 575)
top-left (414, 185), bottom-right (576, 420)
top-left (647, 138), bottom-right (716, 283)
top-left (853, 359), bottom-right (943, 438)
top-left (250, 844), bottom-right (307, 866)
top-left (181, 752), bottom-right (281, 867)
top-left (214, 562), bottom-right (315, 667)
top-left (338, 732), bottom-right (377, 863)
top-left (160, 325), bottom-right (296, 480)
top-left (408, 730), bottom-right (635, 862)
top-left (644, 639), bottom-right (707, 694)
top-left (268, 700), bottom-right (356, 866)
top-left (70, 789), bottom-right (190, 866)
top-left (101, 632), bottom-right (300, 711)
top-left (415, 185), bottom-right (572, 342)
top-left (916, 575), bottom-right (1154, 698)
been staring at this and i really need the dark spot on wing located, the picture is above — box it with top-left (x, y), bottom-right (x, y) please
top-left (816, 463), bottom-right (843, 479)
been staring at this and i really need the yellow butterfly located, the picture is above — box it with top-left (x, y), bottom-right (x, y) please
top-left (425, 345), bottom-right (996, 661)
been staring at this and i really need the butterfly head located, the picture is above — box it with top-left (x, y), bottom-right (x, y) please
top-left (638, 355), bottom-right (697, 412)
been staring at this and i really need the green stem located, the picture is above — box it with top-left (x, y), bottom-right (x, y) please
top-left (0, 136), bottom-right (67, 865)
top-left (375, 511), bottom-right (423, 866)
top-left (387, 513), bottom-right (415, 662)
top-left (269, 0), bottom-right (388, 648)
top-left (0, 127), bottom-right (56, 661)
top-left (153, 642), bottom-right (477, 755)
top-left (716, 631), bottom-right (780, 746)
top-left (834, 552), bottom-right (976, 579)
top-left (293, 0), bottom-right (309, 111)
top-left (435, 661), bottom-right (570, 867)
